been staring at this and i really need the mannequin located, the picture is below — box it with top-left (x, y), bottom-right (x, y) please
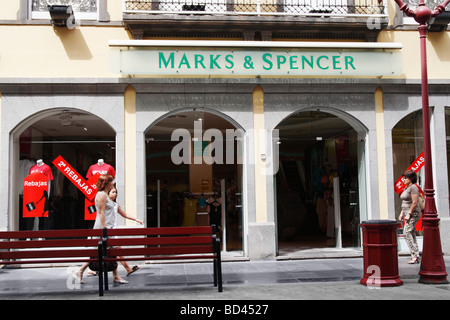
top-left (27, 158), bottom-right (53, 230)
top-left (86, 159), bottom-right (116, 178)
top-left (29, 159), bottom-right (54, 181)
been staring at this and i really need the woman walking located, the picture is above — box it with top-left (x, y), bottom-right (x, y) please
top-left (399, 170), bottom-right (421, 264)
top-left (77, 174), bottom-right (142, 284)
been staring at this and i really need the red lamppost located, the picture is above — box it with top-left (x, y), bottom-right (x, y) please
top-left (392, 0), bottom-right (449, 284)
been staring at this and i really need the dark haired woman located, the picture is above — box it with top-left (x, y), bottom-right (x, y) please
top-left (399, 170), bottom-right (421, 264)
top-left (77, 175), bottom-right (131, 284)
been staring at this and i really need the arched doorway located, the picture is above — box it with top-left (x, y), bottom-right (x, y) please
top-left (392, 109), bottom-right (424, 233)
top-left (275, 110), bottom-right (366, 253)
top-left (15, 108), bottom-right (116, 231)
top-left (145, 109), bottom-right (244, 253)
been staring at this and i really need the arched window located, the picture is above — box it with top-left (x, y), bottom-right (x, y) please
top-left (17, 109), bottom-right (116, 231)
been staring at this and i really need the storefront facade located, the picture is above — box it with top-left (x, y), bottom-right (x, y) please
top-left (1, 0), bottom-right (449, 260)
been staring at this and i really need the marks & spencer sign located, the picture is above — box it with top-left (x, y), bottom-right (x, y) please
top-left (109, 40), bottom-right (402, 77)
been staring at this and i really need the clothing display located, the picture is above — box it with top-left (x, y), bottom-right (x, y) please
top-left (29, 163), bottom-right (53, 181)
top-left (208, 196), bottom-right (222, 227)
top-left (86, 162), bottom-right (116, 178)
top-left (19, 159), bottom-right (35, 195)
top-left (183, 197), bottom-right (197, 226)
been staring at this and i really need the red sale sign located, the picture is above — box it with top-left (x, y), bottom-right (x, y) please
top-left (85, 197), bottom-right (97, 220)
top-left (23, 172), bottom-right (49, 218)
top-left (84, 173), bottom-right (101, 220)
top-left (394, 151), bottom-right (425, 195)
top-left (53, 155), bottom-right (97, 201)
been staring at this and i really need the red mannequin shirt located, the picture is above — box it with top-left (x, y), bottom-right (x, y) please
top-left (86, 163), bottom-right (116, 179)
top-left (29, 163), bottom-right (53, 180)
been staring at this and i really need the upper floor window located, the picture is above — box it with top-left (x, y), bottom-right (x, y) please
top-left (31, 0), bottom-right (98, 20)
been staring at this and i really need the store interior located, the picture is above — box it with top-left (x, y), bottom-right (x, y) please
top-left (275, 111), bottom-right (361, 253)
top-left (145, 110), bottom-right (243, 252)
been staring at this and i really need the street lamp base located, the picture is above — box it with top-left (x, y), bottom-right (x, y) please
top-left (418, 273), bottom-right (449, 284)
top-left (418, 215), bottom-right (448, 284)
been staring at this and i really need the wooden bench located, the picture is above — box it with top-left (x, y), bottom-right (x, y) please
top-left (98, 225), bottom-right (223, 294)
top-left (0, 225), bottom-right (223, 297)
top-left (0, 228), bottom-right (107, 295)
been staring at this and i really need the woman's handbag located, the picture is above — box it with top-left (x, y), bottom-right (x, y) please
top-left (418, 193), bottom-right (425, 211)
top-left (89, 259), bottom-right (118, 272)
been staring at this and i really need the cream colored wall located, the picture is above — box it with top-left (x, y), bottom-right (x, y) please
top-left (379, 30), bottom-right (450, 80)
top-left (107, 0), bottom-right (125, 21)
top-left (0, 25), bottom-right (129, 78)
top-left (0, 28), bottom-right (448, 80)
top-left (0, 0), bottom-right (123, 21)
top-left (0, 0), bottom-right (20, 20)
top-left (253, 86), bottom-right (268, 223)
top-left (124, 85), bottom-right (137, 224)
top-left (375, 87), bottom-right (389, 219)
top-left (0, 1), bottom-right (448, 80)
top-left (382, 0), bottom-right (450, 79)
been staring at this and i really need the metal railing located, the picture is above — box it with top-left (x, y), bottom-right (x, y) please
top-left (123, 0), bottom-right (386, 17)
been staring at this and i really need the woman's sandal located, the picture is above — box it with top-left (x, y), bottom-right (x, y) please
top-left (408, 257), bottom-right (420, 264)
top-left (75, 271), bottom-right (86, 284)
top-left (113, 279), bottom-right (129, 284)
top-left (127, 265), bottom-right (139, 276)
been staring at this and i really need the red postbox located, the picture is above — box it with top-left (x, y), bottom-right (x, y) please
top-left (360, 220), bottom-right (403, 287)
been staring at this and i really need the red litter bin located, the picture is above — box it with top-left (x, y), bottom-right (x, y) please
top-left (360, 220), bottom-right (403, 287)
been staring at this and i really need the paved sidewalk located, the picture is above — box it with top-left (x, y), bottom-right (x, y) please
top-left (0, 256), bottom-right (449, 301)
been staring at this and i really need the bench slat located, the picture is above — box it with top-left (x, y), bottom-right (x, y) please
top-left (0, 229), bottom-right (102, 240)
top-left (1, 257), bottom-right (100, 265)
top-left (104, 255), bottom-right (216, 262)
top-left (0, 248), bottom-right (98, 260)
top-left (107, 226), bottom-right (213, 237)
top-left (0, 238), bottom-right (99, 250)
top-left (107, 235), bottom-right (212, 247)
top-left (108, 245), bottom-right (214, 257)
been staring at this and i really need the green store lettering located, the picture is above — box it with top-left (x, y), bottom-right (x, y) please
top-left (261, 53), bottom-right (356, 71)
top-left (159, 52), bottom-right (234, 70)
top-left (158, 51), bottom-right (357, 72)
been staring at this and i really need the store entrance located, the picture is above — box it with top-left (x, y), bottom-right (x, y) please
top-left (145, 110), bottom-right (243, 253)
top-left (275, 111), bottom-right (363, 254)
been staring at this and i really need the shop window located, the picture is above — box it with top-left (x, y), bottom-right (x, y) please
top-left (31, 0), bottom-right (99, 20)
top-left (18, 109), bottom-right (115, 231)
top-left (392, 110), bottom-right (424, 223)
top-left (145, 110), bottom-right (243, 252)
top-left (445, 108), bottom-right (450, 208)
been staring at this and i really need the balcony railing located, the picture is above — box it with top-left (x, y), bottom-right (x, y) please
top-left (123, 0), bottom-right (386, 17)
